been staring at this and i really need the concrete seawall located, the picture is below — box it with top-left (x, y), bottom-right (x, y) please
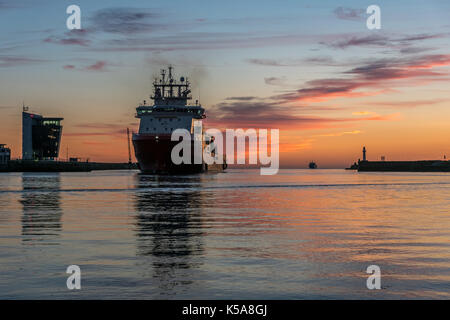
top-left (0, 160), bottom-right (138, 172)
top-left (358, 160), bottom-right (450, 172)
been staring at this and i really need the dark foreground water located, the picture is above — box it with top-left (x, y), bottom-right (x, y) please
top-left (0, 169), bottom-right (449, 299)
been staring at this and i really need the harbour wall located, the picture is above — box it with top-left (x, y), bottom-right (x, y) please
top-left (0, 160), bottom-right (137, 172)
top-left (358, 160), bottom-right (450, 172)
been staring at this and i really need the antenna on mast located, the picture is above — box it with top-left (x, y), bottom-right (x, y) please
top-left (22, 101), bottom-right (29, 112)
top-left (168, 65), bottom-right (174, 97)
top-left (161, 69), bottom-right (166, 83)
top-left (168, 65), bottom-right (173, 81)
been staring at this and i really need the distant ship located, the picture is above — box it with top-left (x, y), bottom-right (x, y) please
top-left (309, 161), bottom-right (317, 169)
top-left (132, 66), bottom-right (226, 174)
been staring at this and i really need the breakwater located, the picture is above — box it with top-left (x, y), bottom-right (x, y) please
top-left (0, 160), bottom-right (137, 172)
top-left (358, 160), bottom-right (450, 172)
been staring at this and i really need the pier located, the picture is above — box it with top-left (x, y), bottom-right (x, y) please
top-left (0, 160), bottom-right (137, 172)
top-left (357, 160), bottom-right (450, 172)
top-left (347, 147), bottom-right (450, 172)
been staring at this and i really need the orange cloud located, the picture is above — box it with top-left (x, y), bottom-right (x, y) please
top-left (352, 111), bottom-right (375, 116)
top-left (315, 130), bottom-right (363, 137)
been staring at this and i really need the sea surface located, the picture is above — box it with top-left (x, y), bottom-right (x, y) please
top-left (0, 169), bottom-right (449, 299)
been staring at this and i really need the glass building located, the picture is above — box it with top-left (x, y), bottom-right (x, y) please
top-left (22, 112), bottom-right (63, 160)
top-left (0, 144), bottom-right (10, 165)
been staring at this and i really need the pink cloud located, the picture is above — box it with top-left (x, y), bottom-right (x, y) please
top-left (85, 61), bottom-right (107, 71)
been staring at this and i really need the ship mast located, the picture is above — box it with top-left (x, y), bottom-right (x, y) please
top-left (151, 66), bottom-right (192, 105)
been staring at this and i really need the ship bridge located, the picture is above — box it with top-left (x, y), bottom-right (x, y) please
top-left (136, 105), bottom-right (205, 119)
top-left (135, 66), bottom-right (205, 135)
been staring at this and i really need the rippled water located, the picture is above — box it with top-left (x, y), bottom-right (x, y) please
top-left (0, 169), bottom-right (449, 299)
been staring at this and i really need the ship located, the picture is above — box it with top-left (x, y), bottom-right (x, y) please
top-left (309, 161), bottom-right (317, 169)
top-left (132, 66), bottom-right (226, 174)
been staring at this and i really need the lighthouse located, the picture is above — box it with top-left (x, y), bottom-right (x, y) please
top-left (363, 146), bottom-right (367, 161)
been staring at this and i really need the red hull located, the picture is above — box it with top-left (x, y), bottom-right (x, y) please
top-left (132, 134), bottom-right (205, 174)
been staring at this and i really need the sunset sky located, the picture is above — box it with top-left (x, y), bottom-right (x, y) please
top-left (1, 0), bottom-right (450, 168)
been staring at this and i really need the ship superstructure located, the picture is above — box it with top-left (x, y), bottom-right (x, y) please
top-left (132, 66), bottom-right (225, 173)
top-left (309, 161), bottom-right (317, 169)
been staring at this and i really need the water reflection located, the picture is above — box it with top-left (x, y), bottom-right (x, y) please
top-left (0, 184), bottom-right (10, 223)
top-left (134, 175), bottom-right (205, 295)
top-left (20, 173), bottom-right (62, 245)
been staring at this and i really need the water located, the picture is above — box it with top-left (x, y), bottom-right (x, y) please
top-left (0, 169), bottom-right (449, 299)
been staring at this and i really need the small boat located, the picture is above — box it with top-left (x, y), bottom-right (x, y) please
top-left (309, 161), bottom-right (317, 169)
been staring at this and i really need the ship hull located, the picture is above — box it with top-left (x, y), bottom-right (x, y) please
top-left (133, 134), bottom-right (225, 174)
